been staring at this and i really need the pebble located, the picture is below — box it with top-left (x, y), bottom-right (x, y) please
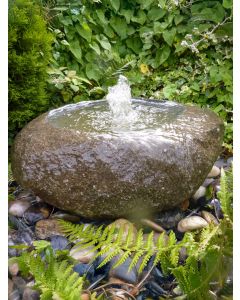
top-left (73, 263), bottom-right (95, 281)
top-left (227, 157), bottom-right (233, 166)
top-left (202, 178), bottom-right (214, 188)
top-left (70, 245), bottom-right (97, 263)
top-left (9, 200), bottom-right (31, 217)
top-left (106, 219), bottom-right (137, 246)
top-left (214, 158), bottom-right (228, 169)
top-left (15, 190), bottom-right (35, 202)
top-left (81, 293), bottom-right (90, 300)
top-left (154, 209), bottom-right (185, 229)
top-left (192, 186), bottom-right (206, 201)
top-left (140, 219), bottom-right (165, 232)
top-left (207, 166), bottom-right (220, 178)
top-left (9, 262), bottom-right (19, 276)
top-left (109, 256), bottom-right (138, 284)
top-left (50, 235), bottom-right (71, 251)
top-left (178, 246), bottom-right (188, 263)
top-left (23, 204), bottom-right (51, 225)
top-left (201, 210), bottom-right (219, 225)
top-left (51, 211), bottom-right (81, 223)
top-left (22, 287), bottom-right (40, 300)
top-left (177, 216), bottom-right (208, 232)
top-left (35, 219), bottom-right (64, 239)
top-left (12, 276), bottom-right (27, 296)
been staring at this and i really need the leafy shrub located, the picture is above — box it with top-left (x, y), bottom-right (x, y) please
top-left (8, 0), bottom-right (53, 145)
top-left (44, 0), bottom-right (232, 146)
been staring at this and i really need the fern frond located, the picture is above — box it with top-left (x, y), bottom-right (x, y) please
top-left (218, 166), bottom-right (233, 221)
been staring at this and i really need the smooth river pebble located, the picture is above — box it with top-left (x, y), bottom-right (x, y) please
top-left (177, 216), bottom-right (208, 232)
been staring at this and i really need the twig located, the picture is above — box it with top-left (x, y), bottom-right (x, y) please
top-left (136, 263), bottom-right (155, 290)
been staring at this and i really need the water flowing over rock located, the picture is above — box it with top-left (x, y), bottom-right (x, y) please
top-left (11, 97), bottom-right (224, 219)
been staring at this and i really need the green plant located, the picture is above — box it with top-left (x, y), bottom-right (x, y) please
top-left (8, 0), bottom-right (53, 145)
top-left (10, 241), bottom-right (84, 300)
top-left (43, 0), bottom-right (232, 146)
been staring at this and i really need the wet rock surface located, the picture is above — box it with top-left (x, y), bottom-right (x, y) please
top-left (8, 155), bottom-right (232, 299)
top-left (11, 99), bottom-right (224, 219)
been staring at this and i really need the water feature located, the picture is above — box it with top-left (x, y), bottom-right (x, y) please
top-left (12, 76), bottom-right (224, 219)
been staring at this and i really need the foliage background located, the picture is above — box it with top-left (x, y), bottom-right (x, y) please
top-left (8, 0), bottom-right (233, 148)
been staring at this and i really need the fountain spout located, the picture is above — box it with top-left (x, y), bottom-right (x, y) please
top-left (106, 75), bottom-right (137, 124)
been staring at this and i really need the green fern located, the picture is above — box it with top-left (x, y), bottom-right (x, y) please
top-left (218, 166), bottom-right (233, 222)
top-left (14, 246), bottom-right (84, 300)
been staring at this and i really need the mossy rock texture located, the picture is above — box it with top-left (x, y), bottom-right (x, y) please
top-left (11, 100), bottom-right (224, 219)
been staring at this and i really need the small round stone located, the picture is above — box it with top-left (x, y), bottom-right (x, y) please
top-left (35, 219), bottom-right (64, 239)
top-left (192, 186), bottom-right (206, 201)
top-left (201, 210), bottom-right (219, 225)
top-left (8, 262), bottom-right (19, 276)
top-left (106, 219), bottom-right (137, 245)
top-left (207, 166), bottom-right (220, 178)
top-left (22, 288), bottom-right (40, 300)
top-left (9, 200), bottom-right (31, 217)
top-left (70, 245), bottom-right (97, 263)
top-left (109, 257), bottom-right (138, 284)
top-left (177, 216), bottom-right (208, 232)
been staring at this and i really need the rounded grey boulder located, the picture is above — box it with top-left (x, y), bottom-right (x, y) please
top-left (11, 99), bottom-right (224, 219)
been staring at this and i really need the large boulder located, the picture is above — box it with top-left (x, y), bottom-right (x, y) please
top-left (11, 100), bottom-right (224, 219)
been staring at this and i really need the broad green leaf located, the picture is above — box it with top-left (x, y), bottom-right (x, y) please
top-left (158, 0), bottom-right (166, 9)
top-left (163, 28), bottom-right (176, 46)
top-left (223, 0), bottom-right (232, 9)
top-left (209, 66), bottom-right (222, 82)
top-left (76, 23), bottom-right (92, 43)
top-left (148, 7), bottom-right (166, 21)
top-left (89, 42), bottom-right (101, 55)
top-left (120, 9), bottom-right (133, 24)
top-left (60, 40), bottom-right (69, 46)
top-left (163, 83), bottom-right (177, 98)
top-left (153, 22), bottom-right (168, 34)
top-left (191, 82), bottom-right (200, 91)
top-left (131, 11), bottom-right (147, 25)
top-left (215, 22), bottom-right (232, 37)
top-left (174, 14), bottom-right (184, 25)
top-left (154, 45), bottom-right (171, 68)
top-left (139, 0), bottom-right (155, 9)
top-left (58, 15), bottom-right (72, 26)
top-left (110, 16), bottom-right (128, 39)
top-left (126, 37), bottom-right (143, 54)
top-left (127, 26), bottom-right (136, 35)
top-left (96, 10), bottom-right (107, 24)
top-left (191, 2), bottom-right (225, 23)
top-left (86, 64), bottom-right (101, 81)
top-left (110, 0), bottom-right (120, 12)
top-left (96, 35), bottom-right (111, 50)
top-left (104, 26), bottom-right (115, 38)
top-left (69, 40), bottom-right (82, 62)
top-left (70, 84), bottom-right (79, 92)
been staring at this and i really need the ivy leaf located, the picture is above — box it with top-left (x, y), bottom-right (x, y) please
top-left (96, 10), bottom-right (107, 24)
top-left (96, 35), bottom-right (111, 50)
top-left (110, 0), bottom-right (120, 12)
top-left (163, 28), bottom-right (176, 46)
top-left (120, 9), bottom-right (133, 24)
top-left (154, 22), bottom-right (168, 34)
top-left (69, 40), bottom-right (82, 62)
top-left (70, 84), bottom-right (79, 92)
top-left (223, 0), bottom-right (232, 9)
top-left (153, 45), bottom-right (171, 68)
top-left (131, 10), bottom-right (147, 25)
top-left (126, 37), bottom-right (143, 54)
top-left (89, 42), bottom-right (101, 55)
top-left (86, 64), bottom-right (101, 81)
top-left (148, 7), bottom-right (166, 21)
top-left (174, 14), bottom-right (184, 25)
top-left (76, 23), bottom-right (92, 43)
top-left (139, 0), bottom-right (155, 9)
top-left (110, 16), bottom-right (128, 39)
top-left (191, 2), bottom-right (225, 23)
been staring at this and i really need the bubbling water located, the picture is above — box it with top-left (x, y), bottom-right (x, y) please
top-left (106, 75), bottom-right (138, 125)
